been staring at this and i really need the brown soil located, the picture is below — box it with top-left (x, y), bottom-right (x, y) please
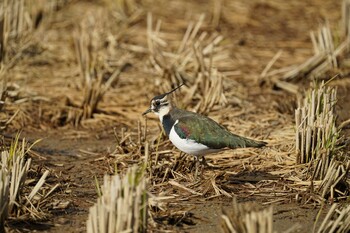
top-left (3, 0), bottom-right (350, 232)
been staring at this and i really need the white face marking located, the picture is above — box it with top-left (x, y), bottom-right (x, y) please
top-left (150, 97), bottom-right (171, 122)
top-left (157, 105), bottom-right (170, 122)
top-left (169, 120), bottom-right (220, 156)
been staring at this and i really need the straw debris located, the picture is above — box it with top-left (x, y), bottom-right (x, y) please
top-left (294, 81), bottom-right (350, 203)
top-left (221, 198), bottom-right (274, 233)
top-left (0, 134), bottom-right (57, 223)
top-left (147, 13), bottom-right (228, 114)
top-left (87, 166), bottom-right (148, 233)
top-left (0, 168), bottom-right (9, 232)
top-left (60, 11), bottom-right (130, 126)
top-left (317, 158), bottom-right (350, 201)
top-left (0, 0), bottom-right (70, 69)
top-left (316, 204), bottom-right (350, 233)
top-left (1, 0), bottom-right (350, 231)
top-left (281, 23), bottom-right (340, 82)
top-left (295, 82), bottom-right (338, 179)
top-left (0, 79), bottom-right (10, 131)
top-left (267, 0), bottom-right (350, 93)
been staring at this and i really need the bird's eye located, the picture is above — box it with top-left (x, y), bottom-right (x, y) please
top-left (155, 100), bottom-right (160, 106)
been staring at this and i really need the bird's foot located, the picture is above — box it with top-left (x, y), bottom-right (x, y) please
top-left (200, 156), bottom-right (209, 167)
top-left (193, 157), bottom-right (208, 180)
top-left (194, 160), bottom-right (199, 180)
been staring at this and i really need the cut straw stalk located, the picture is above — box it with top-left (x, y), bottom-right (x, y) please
top-left (295, 82), bottom-right (338, 179)
top-left (316, 203), bottom-right (350, 233)
top-left (0, 134), bottom-right (53, 221)
top-left (0, 169), bottom-right (9, 232)
top-left (343, 0), bottom-right (350, 38)
top-left (317, 159), bottom-right (350, 200)
top-left (5, 136), bottom-right (33, 213)
top-left (221, 198), bottom-right (274, 233)
top-left (295, 82), bottom-right (350, 202)
top-left (87, 166), bottom-right (148, 233)
top-left (8, 153), bottom-right (31, 213)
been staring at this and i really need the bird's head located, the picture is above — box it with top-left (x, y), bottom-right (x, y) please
top-left (143, 83), bottom-right (184, 118)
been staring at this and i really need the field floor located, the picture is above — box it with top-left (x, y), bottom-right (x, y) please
top-left (3, 0), bottom-right (350, 232)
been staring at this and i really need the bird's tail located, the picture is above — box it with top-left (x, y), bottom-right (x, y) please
top-left (228, 134), bottom-right (267, 149)
top-left (243, 137), bottom-right (267, 148)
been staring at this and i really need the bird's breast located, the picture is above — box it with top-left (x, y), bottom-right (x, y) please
top-left (162, 114), bottom-right (175, 136)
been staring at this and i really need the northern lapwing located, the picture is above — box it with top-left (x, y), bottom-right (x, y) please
top-left (143, 84), bottom-right (267, 177)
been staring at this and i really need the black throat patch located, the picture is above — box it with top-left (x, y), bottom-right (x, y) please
top-left (162, 114), bottom-right (175, 136)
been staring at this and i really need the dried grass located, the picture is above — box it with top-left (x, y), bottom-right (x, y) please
top-left (316, 204), bottom-right (350, 233)
top-left (295, 82), bottom-right (338, 178)
top-left (221, 198), bottom-right (274, 233)
top-left (0, 79), bottom-right (9, 131)
top-left (0, 0), bottom-right (74, 131)
top-left (281, 23), bottom-right (340, 82)
top-left (87, 166), bottom-right (148, 233)
top-left (0, 0), bottom-right (69, 69)
top-left (316, 159), bottom-right (350, 201)
top-left (103, 0), bottom-right (143, 23)
top-left (0, 133), bottom-right (56, 222)
top-left (146, 13), bottom-right (228, 114)
top-left (0, 168), bottom-right (9, 232)
top-left (0, 0), bottom-right (349, 231)
top-left (57, 11), bottom-right (131, 126)
top-left (342, 0), bottom-right (350, 38)
top-left (294, 80), bottom-right (350, 203)
top-left (67, 13), bottom-right (109, 125)
top-left (1, 134), bottom-right (32, 214)
top-left (267, 0), bottom-right (350, 93)
top-left (0, 0), bottom-right (31, 67)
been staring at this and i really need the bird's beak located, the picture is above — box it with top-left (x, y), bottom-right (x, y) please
top-left (142, 108), bottom-right (152, 116)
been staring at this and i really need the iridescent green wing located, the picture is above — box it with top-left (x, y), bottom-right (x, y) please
top-left (174, 115), bottom-right (248, 149)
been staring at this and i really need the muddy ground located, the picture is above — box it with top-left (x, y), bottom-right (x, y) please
top-left (3, 0), bottom-right (350, 232)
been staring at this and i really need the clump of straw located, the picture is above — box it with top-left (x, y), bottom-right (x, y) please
top-left (269, 0), bottom-right (350, 94)
top-left (317, 159), bottom-right (350, 201)
top-left (0, 134), bottom-right (55, 222)
top-left (316, 203), bottom-right (350, 233)
top-left (1, 134), bottom-right (33, 214)
top-left (221, 198), bottom-right (274, 233)
top-left (0, 0), bottom-right (66, 69)
top-left (295, 81), bottom-right (338, 180)
top-left (295, 81), bottom-right (350, 202)
top-left (0, 168), bottom-right (9, 232)
top-left (282, 23), bottom-right (340, 82)
top-left (62, 11), bottom-right (127, 126)
top-left (87, 166), bottom-right (148, 233)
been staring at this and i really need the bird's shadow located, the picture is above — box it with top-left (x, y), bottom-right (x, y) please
top-left (223, 170), bottom-right (280, 184)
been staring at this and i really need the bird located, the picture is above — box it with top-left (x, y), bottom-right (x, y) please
top-left (142, 84), bottom-right (267, 177)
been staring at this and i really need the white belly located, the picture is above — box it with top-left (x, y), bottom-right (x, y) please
top-left (169, 124), bottom-right (218, 156)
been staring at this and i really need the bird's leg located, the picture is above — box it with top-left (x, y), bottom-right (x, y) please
top-left (190, 155), bottom-right (197, 168)
top-left (194, 156), bottom-right (200, 180)
top-left (193, 156), bottom-right (208, 180)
